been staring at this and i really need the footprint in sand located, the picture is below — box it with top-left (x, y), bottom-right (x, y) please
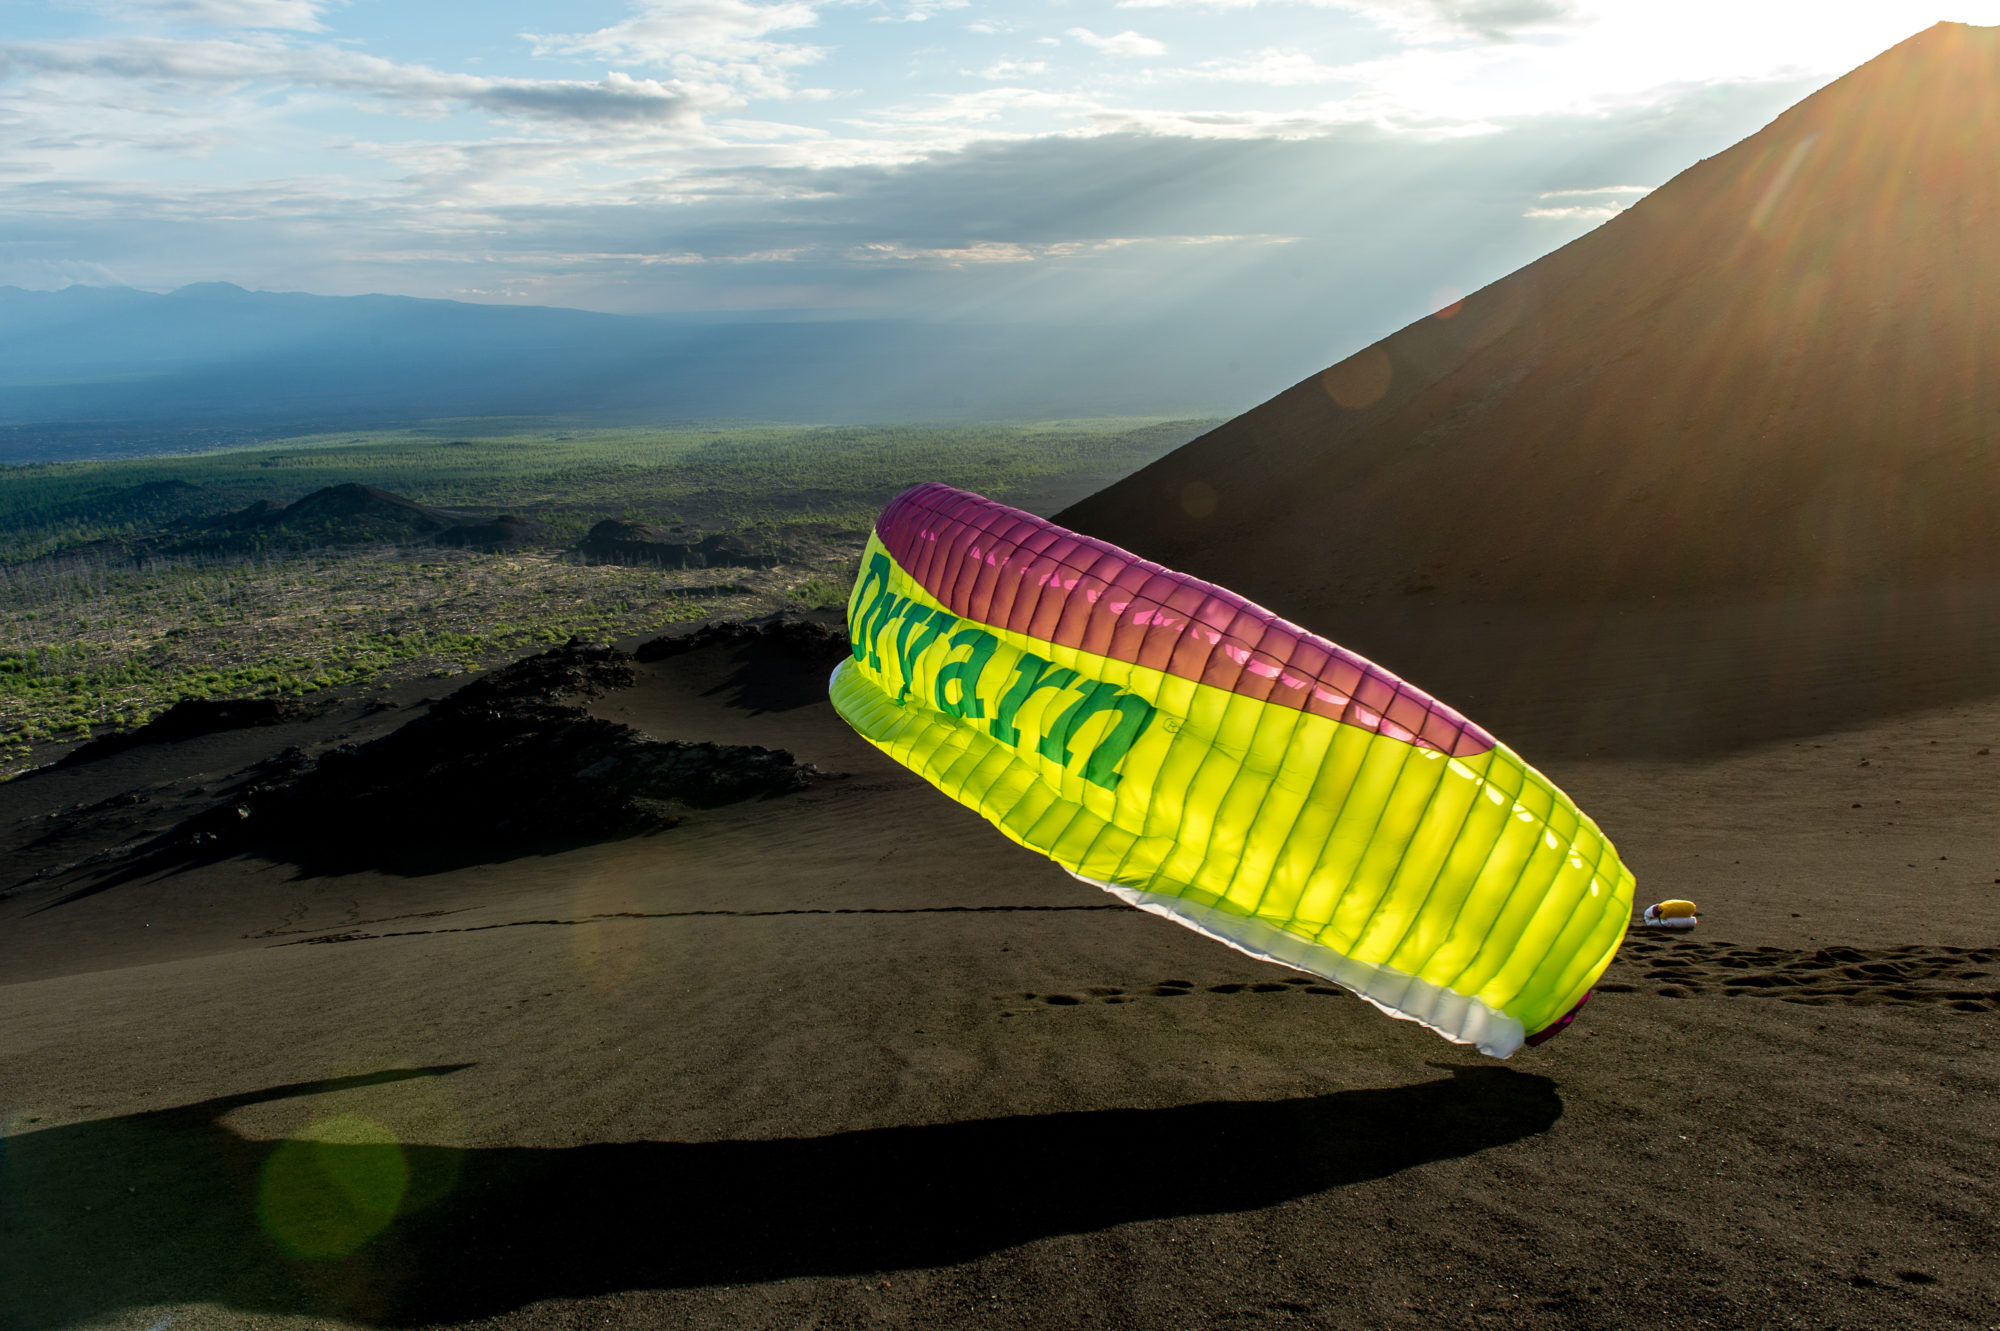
top-left (1013, 938), bottom-right (2000, 1017)
top-left (1600, 935), bottom-right (2000, 1010)
top-left (1003, 974), bottom-right (1350, 1014)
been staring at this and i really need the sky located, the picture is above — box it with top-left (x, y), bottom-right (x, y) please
top-left (2, 1), bottom-right (1995, 363)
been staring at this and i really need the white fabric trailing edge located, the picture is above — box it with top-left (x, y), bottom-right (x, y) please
top-left (1069, 870), bottom-right (1528, 1059)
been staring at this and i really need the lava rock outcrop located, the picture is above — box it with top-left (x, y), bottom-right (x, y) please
top-left (164, 643), bottom-right (819, 871)
top-left (59, 696), bottom-right (323, 766)
top-left (636, 618), bottom-right (849, 665)
top-left (432, 514), bottom-right (547, 550)
top-left (577, 519), bottom-right (785, 570)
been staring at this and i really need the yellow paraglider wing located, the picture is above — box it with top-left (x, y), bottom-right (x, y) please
top-left (830, 484), bottom-right (1633, 1056)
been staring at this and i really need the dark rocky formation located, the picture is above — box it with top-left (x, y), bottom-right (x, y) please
top-left (261, 483), bottom-right (466, 538)
top-left (637, 619), bottom-right (849, 665)
top-left (218, 498), bottom-right (284, 526)
top-left (150, 644), bottom-right (819, 872)
top-left (432, 514), bottom-right (547, 550)
top-left (155, 484), bottom-right (550, 554)
top-left (58, 696), bottom-right (323, 767)
top-left (578, 519), bottom-right (785, 570)
top-left (631, 617), bottom-right (852, 716)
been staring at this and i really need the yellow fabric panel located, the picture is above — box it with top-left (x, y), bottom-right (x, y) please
top-left (831, 531), bottom-right (1636, 1055)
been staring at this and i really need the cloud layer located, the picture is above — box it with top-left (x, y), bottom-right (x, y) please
top-left (2, 0), bottom-right (1984, 371)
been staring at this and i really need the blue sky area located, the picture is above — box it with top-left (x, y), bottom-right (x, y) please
top-left (1, 1), bottom-right (1992, 370)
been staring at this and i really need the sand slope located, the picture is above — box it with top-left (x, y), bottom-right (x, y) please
top-left (2, 628), bottom-right (1997, 1330)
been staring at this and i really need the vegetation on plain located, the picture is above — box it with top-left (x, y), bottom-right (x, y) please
top-left (0, 418), bottom-right (1207, 776)
top-left (0, 418), bottom-right (1204, 562)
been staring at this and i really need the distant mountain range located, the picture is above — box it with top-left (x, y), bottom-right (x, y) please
top-left (0, 282), bottom-right (1291, 457)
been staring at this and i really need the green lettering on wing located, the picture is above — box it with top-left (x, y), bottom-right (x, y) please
top-left (989, 653), bottom-right (1079, 747)
top-left (847, 550), bottom-right (894, 667)
top-left (1037, 682), bottom-right (1157, 789)
top-left (1079, 692), bottom-right (1156, 790)
top-left (845, 552), bottom-right (1166, 791)
top-left (894, 607), bottom-right (958, 701)
top-left (863, 594), bottom-right (911, 674)
top-left (935, 628), bottom-right (999, 718)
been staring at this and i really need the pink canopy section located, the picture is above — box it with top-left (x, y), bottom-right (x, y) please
top-left (874, 483), bottom-right (1497, 758)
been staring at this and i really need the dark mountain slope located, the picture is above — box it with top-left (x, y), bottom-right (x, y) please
top-left (1057, 23), bottom-right (2000, 756)
top-left (1062, 22), bottom-right (2000, 607)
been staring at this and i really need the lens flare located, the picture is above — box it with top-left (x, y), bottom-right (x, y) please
top-left (1322, 345), bottom-right (1393, 409)
top-left (257, 1115), bottom-right (408, 1260)
top-left (571, 869), bottom-right (649, 994)
top-left (1178, 481), bottom-right (1218, 519)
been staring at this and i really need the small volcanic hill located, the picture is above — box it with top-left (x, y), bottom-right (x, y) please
top-left (1060, 22), bottom-right (2000, 755)
top-left (432, 513), bottom-right (547, 550)
top-left (227, 483), bottom-right (465, 542)
top-left (578, 519), bottom-right (785, 569)
top-left (192, 483), bottom-right (541, 552)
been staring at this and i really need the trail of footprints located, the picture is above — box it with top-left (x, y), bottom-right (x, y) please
top-left (1001, 975), bottom-right (1350, 1015)
top-left (1004, 937), bottom-right (2000, 1018)
top-left (1604, 934), bottom-right (2000, 1011)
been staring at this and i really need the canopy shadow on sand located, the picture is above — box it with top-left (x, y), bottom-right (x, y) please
top-left (1, 1064), bottom-right (1560, 1327)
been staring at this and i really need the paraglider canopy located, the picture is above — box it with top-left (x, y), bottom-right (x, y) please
top-left (831, 484), bottom-right (1634, 1056)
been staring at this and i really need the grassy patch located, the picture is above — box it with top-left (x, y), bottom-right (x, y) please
top-left (0, 417), bottom-right (1205, 776)
top-left (0, 548), bottom-right (747, 766)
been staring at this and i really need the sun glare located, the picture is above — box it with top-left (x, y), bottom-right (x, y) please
top-left (1354, 4), bottom-right (2000, 124)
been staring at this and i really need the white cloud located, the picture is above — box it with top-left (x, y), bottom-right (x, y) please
top-left (1523, 203), bottom-right (1616, 220)
top-left (1112, 0), bottom-right (1578, 41)
top-left (525, 0), bottom-right (827, 100)
top-left (1523, 182), bottom-right (1651, 220)
top-left (855, 239), bottom-right (1043, 264)
top-left (105, 0), bottom-right (336, 30)
top-left (971, 59), bottom-right (1047, 80)
top-left (874, 0), bottom-right (971, 22)
top-left (848, 84), bottom-right (1095, 134)
top-left (1066, 27), bottom-right (1166, 57)
top-left (525, 0), bottom-right (819, 64)
top-left (0, 37), bottom-right (708, 124)
top-left (1083, 104), bottom-right (1365, 138)
top-left (848, 232), bottom-right (1290, 266)
top-left (1537, 184), bottom-right (1653, 198)
top-left (1197, 3), bottom-right (2000, 132)
top-left (1336, 0), bottom-right (1578, 41)
top-left (1179, 49), bottom-right (1347, 85)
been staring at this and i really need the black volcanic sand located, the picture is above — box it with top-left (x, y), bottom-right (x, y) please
top-left (1060, 22), bottom-right (2000, 759)
top-left (2, 621), bottom-right (1997, 1331)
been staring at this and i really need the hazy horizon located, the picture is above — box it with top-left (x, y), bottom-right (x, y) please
top-left (8, 7), bottom-right (1995, 340)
